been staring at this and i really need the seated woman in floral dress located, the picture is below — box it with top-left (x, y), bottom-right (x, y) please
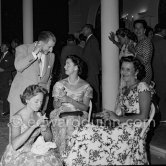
top-left (63, 56), bottom-right (153, 166)
top-left (0, 84), bottom-right (62, 166)
top-left (50, 54), bottom-right (93, 157)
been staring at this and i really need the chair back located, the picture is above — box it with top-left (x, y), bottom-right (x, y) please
top-left (8, 122), bottom-right (12, 144)
top-left (88, 100), bottom-right (92, 123)
top-left (140, 103), bottom-right (155, 138)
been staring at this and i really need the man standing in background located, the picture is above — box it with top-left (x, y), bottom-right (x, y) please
top-left (81, 24), bottom-right (101, 112)
top-left (0, 42), bottom-right (15, 117)
top-left (152, 23), bottom-right (166, 121)
top-left (8, 31), bottom-right (56, 119)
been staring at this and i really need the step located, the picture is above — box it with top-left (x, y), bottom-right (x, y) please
top-left (150, 123), bottom-right (166, 159)
top-left (150, 145), bottom-right (166, 159)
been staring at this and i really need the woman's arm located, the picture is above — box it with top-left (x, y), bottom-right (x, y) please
top-left (11, 114), bottom-right (47, 150)
top-left (60, 95), bottom-right (89, 112)
top-left (116, 90), bottom-right (151, 123)
top-left (103, 90), bottom-right (151, 123)
top-left (11, 123), bottom-right (37, 150)
top-left (108, 32), bottom-right (122, 49)
top-left (67, 84), bottom-right (93, 112)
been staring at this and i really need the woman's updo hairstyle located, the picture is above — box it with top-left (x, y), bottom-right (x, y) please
top-left (20, 84), bottom-right (47, 105)
top-left (66, 54), bottom-right (84, 76)
top-left (120, 56), bottom-right (146, 81)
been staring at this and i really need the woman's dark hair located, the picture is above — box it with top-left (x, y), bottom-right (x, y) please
top-left (154, 23), bottom-right (166, 33)
top-left (116, 28), bottom-right (137, 42)
top-left (130, 32), bottom-right (138, 43)
top-left (133, 19), bottom-right (147, 29)
top-left (116, 28), bottom-right (130, 38)
top-left (67, 34), bottom-right (76, 42)
top-left (20, 84), bottom-right (47, 105)
top-left (145, 26), bottom-right (154, 37)
top-left (66, 54), bottom-right (84, 76)
top-left (120, 56), bottom-right (146, 81)
top-left (79, 33), bottom-right (86, 42)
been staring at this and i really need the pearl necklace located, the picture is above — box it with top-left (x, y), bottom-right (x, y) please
top-left (68, 76), bottom-right (80, 85)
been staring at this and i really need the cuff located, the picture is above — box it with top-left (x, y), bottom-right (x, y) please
top-left (32, 52), bottom-right (38, 59)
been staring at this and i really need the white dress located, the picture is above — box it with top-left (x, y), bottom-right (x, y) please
top-left (50, 80), bottom-right (93, 158)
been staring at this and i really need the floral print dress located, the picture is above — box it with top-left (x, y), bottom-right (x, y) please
top-left (50, 80), bottom-right (93, 158)
top-left (63, 82), bottom-right (151, 165)
top-left (0, 115), bottom-right (62, 166)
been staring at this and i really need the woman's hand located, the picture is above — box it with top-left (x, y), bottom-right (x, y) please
top-left (108, 111), bottom-right (119, 121)
top-left (102, 109), bottom-right (119, 121)
top-left (59, 95), bottom-right (73, 103)
top-left (101, 109), bottom-right (111, 121)
top-left (128, 43), bottom-right (136, 55)
top-left (39, 119), bottom-right (49, 132)
top-left (32, 114), bottom-right (48, 129)
top-left (53, 98), bottom-right (62, 108)
top-left (108, 32), bottom-right (116, 43)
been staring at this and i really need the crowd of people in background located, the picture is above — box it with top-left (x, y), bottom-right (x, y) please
top-left (0, 19), bottom-right (166, 165)
top-left (0, 39), bottom-right (21, 117)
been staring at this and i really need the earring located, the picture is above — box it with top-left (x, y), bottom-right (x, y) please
top-left (135, 74), bottom-right (137, 79)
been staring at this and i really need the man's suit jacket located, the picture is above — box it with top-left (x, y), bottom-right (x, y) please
top-left (152, 34), bottom-right (166, 95)
top-left (8, 43), bottom-right (55, 108)
top-left (82, 34), bottom-right (101, 75)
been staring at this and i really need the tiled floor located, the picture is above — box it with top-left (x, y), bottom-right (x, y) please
top-left (150, 123), bottom-right (166, 164)
top-left (150, 123), bottom-right (166, 150)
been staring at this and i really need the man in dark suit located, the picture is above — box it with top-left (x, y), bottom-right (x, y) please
top-left (81, 24), bottom-right (101, 112)
top-left (0, 42), bottom-right (15, 116)
top-left (152, 23), bottom-right (166, 121)
top-left (8, 31), bottom-right (56, 119)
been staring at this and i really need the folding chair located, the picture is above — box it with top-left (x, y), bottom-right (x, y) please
top-left (140, 103), bottom-right (156, 138)
top-left (88, 100), bottom-right (92, 123)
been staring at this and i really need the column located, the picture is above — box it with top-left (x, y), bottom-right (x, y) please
top-left (0, 0), bottom-right (1, 45)
top-left (101, 0), bottom-right (119, 111)
top-left (23, 0), bottom-right (33, 44)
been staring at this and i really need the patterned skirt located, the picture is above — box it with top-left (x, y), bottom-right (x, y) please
top-left (63, 123), bottom-right (149, 166)
top-left (0, 144), bottom-right (62, 166)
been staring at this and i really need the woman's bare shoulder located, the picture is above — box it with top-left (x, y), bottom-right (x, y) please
top-left (79, 78), bottom-right (90, 86)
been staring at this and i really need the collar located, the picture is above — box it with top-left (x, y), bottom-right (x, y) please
top-left (3, 51), bottom-right (8, 57)
top-left (155, 33), bottom-right (164, 38)
top-left (86, 34), bottom-right (93, 42)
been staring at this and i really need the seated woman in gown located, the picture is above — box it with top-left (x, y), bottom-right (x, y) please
top-left (0, 84), bottom-right (62, 166)
top-left (50, 54), bottom-right (93, 157)
top-left (63, 56), bottom-right (153, 166)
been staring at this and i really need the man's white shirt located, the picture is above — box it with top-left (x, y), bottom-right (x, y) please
top-left (32, 51), bottom-right (46, 78)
